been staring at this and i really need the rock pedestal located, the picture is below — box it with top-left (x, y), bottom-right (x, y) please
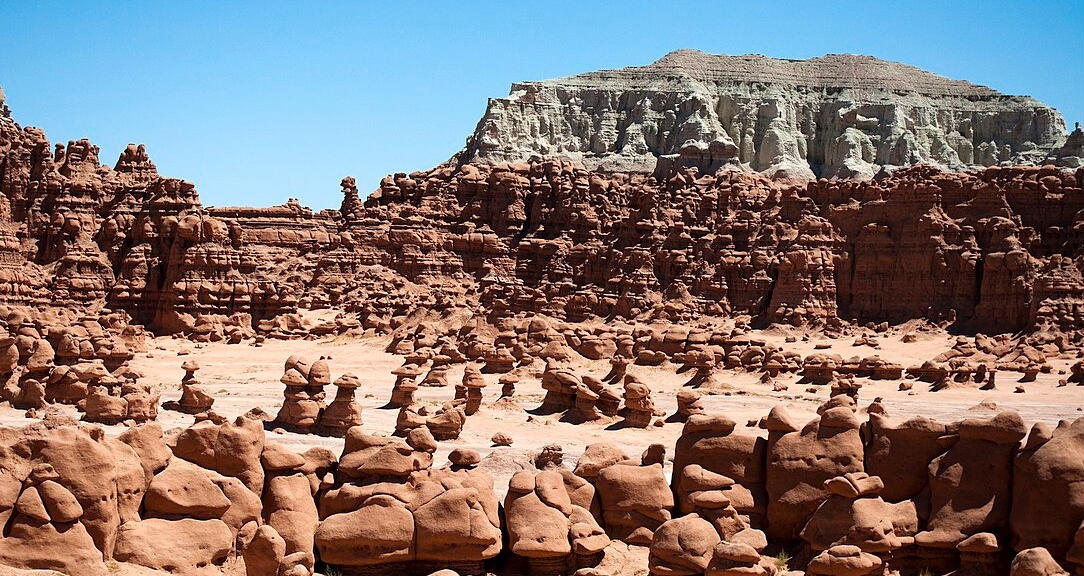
top-left (539, 362), bottom-right (578, 413)
top-left (570, 380), bottom-right (601, 422)
top-left (482, 344), bottom-right (516, 373)
top-left (420, 354), bottom-right (451, 387)
top-left (621, 375), bottom-right (655, 428)
top-left (675, 388), bottom-right (705, 421)
top-left (273, 356), bottom-right (327, 432)
top-left (499, 374), bottom-right (518, 397)
top-left (603, 355), bottom-right (629, 384)
top-left (460, 363), bottom-right (486, 415)
top-left (389, 364), bottom-right (422, 408)
top-left (317, 373), bottom-right (362, 436)
top-left (177, 360), bottom-right (214, 414)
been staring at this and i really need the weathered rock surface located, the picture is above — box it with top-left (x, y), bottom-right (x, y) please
top-left (317, 428), bottom-right (502, 573)
top-left (456, 50), bottom-right (1076, 177)
top-left (0, 402), bottom-right (1078, 575)
top-left (353, 160), bottom-right (1083, 335)
top-left (2, 75), bottom-right (1082, 340)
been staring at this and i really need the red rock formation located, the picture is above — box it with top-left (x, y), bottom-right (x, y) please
top-left (765, 399), bottom-right (864, 540)
top-left (1, 97), bottom-right (299, 337)
top-left (0, 398), bottom-right (1080, 575)
top-left (345, 161), bottom-right (1082, 336)
top-left (504, 469), bottom-right (610, 573)
top-left (4, 79), bottom-right (1083, 342)
top-left (916, 411), bottom-right (1027, 555)
top-left (1011, 418), bottom-right (1084, 565)
top-left (595, 460), bottom-right (674, 545)
top-left (672, 414), bottom-right (768, 528)
top-left (316, 428), bottom-right (502, 574)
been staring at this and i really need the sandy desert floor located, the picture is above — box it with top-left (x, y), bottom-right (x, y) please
top-left (1, 312), bottom-right (1081, 498)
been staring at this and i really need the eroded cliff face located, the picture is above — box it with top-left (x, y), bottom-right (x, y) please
top-left (0, 97), bottom-right (307, 333)
top-left (455, 50), bottom-right (1073, 180)
top-left (0, 74), bottom-right (1080, 339)
top-left (350, 161), bottom-right (1083, 335)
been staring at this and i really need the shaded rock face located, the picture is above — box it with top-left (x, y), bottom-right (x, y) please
top-left (316, 429), bottom-right (503, 573)
top-left (1011, 419), bottom-right (1084, 560)
top-left (503, 469), bottom-right (609, 572)
top-left (671, 415), bottom-right (767, 527)
top-left (917, 411), bottom-right (1028, 549)
top-left (456, 50), bottom-right (1074, 178)
top-left (765, 404), bottom-right (864, 540)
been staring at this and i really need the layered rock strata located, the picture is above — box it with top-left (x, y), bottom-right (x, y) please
top-left (455, 50), bottom-right (1077, 178)
top-left (2, 76), bottom-right (1081, 339)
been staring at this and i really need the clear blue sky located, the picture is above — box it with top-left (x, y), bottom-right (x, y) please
top-left (2, 1), bottom-right (1081, 209)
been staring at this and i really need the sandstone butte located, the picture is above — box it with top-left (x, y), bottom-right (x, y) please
top-left (0, 51), bottom-right (1080, 576)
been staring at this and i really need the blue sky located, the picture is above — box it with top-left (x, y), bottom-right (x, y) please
top-left (2, 1), bottom-right (1081, 209)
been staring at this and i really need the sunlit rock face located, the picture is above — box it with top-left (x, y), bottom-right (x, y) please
top-left (455, 50), bottom-right (1073, 180)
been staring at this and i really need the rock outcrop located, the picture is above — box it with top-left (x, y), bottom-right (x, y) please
top-left (0, 403), bottom-right (1078, 575)
top-left (455, 50), bottom-right (1076, 178)
top-left (316, 428), bottom-right (502, 574)
top-left (354, 160), bottom-right (1083, 335)
top-left (2, 75), bottom-right (1082, 340)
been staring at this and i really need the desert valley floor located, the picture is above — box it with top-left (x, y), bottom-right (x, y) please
top-left (3, 311), bottom-right (1078, 500)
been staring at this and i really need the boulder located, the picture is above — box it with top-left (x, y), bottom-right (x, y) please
top-left (648, 513), bottom-right (720, 576)
top-left (114, 518), bottom-right (233, 575)
top-left (917, 410), bottom-right (1027, 549)
top-left (596, 462), bottom-right (674, 545)
top-left (1011, 418), bottom-right (1084, 562)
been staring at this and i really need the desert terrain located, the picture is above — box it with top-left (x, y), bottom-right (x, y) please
top-left (2, 311), bottom-right (1078, 500)
top-left (0, 50), bottom-right (1082, 576)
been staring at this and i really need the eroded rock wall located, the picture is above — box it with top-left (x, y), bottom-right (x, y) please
top-left (0, 98), bottom-right (310, 335)
top-left (348, 161), bottom-right (1083, 335)
top-left (1, 81), bottom-right (1080, 338)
